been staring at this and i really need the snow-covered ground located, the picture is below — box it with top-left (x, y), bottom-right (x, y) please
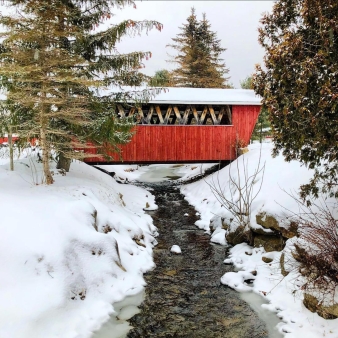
top-left (0, 149), bottom-right (158, 338)
top-left (181, 143), bottom-right (338, 337)
top-left (2, 143), bottom-right (338, 338)
top-left (0, 145), bottom-right (217, 338)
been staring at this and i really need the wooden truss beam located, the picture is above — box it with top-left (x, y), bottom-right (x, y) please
top-left (121, 104), bottom-right (232, 126)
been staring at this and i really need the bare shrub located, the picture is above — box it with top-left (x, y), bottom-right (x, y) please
top-left (285, 197), bottom-right (338, 305)
top-left (232, 136), bottom-right (247, 157)
top-left (207, 146), bottom-right (265, 230)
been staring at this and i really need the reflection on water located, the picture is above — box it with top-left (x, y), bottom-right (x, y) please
top-left (138, 164), bottom-right (184, 183)
top-left (92, 290), bottom-right (145, 338)
top-left (240, 292), bottom-right (283, 338)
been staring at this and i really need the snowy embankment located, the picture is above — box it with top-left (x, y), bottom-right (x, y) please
top-left (181, 143), bottom-right (338, 338)
top-left (0, 149), bottom-right (158, 338)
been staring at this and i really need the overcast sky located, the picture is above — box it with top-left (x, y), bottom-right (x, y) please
top-left (113, 1), bottom-right (275, 88)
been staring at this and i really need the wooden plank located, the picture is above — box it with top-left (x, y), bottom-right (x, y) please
top-left (168, 126), bottom-right (177, 161)
top-left (146, 105), bottom-right (154, 124)
top-left (226, 105), bottom-right (232, 124)
top-left (128, 107), bottom-right (135, 118)
top-left (218, 106), bottom-right (225, 124)
top-left (173, 106), bottom-right (182, 124)
top-left (191, 105), bottom-right (200, 124)
top-left (137, 107), bottom-right (144, 124)
top-left (208, 105), bottom-right (218, 125)
top-left (199, 106), bottom-right (208, 125)
top-left (155, 105), bottom-right (165, 124)
top-left (164, 106), bottom-right (172, 125)
top-left (182, 106), bottom-right (190, 125)
top-left (176, 125), bottom-right (186, 161)
top-left (117, 104), bottom-right (125, 118)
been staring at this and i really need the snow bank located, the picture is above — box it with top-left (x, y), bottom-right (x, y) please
top-left (0, 155), bottom-right (157, 338)
top-left (222, 243), bottom-right (338, 337)
top-left (181, 143), bottom-right (317, 231)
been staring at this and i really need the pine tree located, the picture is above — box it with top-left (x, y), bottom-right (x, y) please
top-left (197, 13), bottom-right (230, 88)
top-left (240, 76), bottom-right (253, 90)
top-left (0, 0), bottom-right (162, 183)
top-left (0, 99), bottom-right (32, 171)
top-left (149, 69), bottom-right (173, 87)
top-left (254, 0), bottom-right (338, 199)
top-left (167, 8), bottom-right (230, 88)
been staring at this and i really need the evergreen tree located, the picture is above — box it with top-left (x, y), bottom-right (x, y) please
top-left (254, 0), bottom-right (338, 199)
top-left (168, 8), bottom-right (230, 88)
top-left (0, 99), bottom-right (32, 171)
top-left (0, 0), bottom-right (162, 183)
top-left (149, 69), bottom-right (173, 87)
top-left (240, 76), bottom-right (253, 90)
top-left (241, 76), bottom-right (270, 143)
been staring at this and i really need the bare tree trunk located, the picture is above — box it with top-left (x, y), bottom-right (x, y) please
top-left (57, 152), bottom-right (71, 172)
top-left (8, 126), bottom-right (14, 171)
top-left (39, 71), bottom-right (53, 184)
top-left (40, 112), bottom-right (53, 184)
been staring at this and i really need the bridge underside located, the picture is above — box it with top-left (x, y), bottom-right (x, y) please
top-left (87, 159), bottom-right (232, 165)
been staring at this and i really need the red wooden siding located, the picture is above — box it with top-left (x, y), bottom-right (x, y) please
top-left (85, 105), bottom-right (261, 163)
top-left (0, 137), bottom-right (18, 143)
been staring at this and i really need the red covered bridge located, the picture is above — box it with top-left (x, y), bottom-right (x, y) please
top-left (85, 88), bottom-right (261, 164)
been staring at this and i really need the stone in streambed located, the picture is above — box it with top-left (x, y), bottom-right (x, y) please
top-left (170, 245), bottom-right (182, 254)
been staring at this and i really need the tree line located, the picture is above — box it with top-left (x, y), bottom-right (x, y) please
top-left (0, 3), bottom-right (238, 184)
top-left (0, 0), bottom-right (162, 183)
top-left (2, 0), bottom-right (335, 198)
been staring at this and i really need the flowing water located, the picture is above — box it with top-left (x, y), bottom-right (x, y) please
top-left (126, 182), bottom-right (271, 338)
top-left (93, 165), bottom-right (283, 338)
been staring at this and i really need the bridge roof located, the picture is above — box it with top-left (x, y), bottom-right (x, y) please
top-left (146, 88), bottom-right (261, 105)
top-left (99, 87), bottom-right (262, 106)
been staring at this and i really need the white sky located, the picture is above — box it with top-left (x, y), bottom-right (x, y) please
top-left (113, 1), bottom-right (275, 88)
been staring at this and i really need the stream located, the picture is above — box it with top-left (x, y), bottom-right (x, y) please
top-left (93, 165), bottom-right (283, 338)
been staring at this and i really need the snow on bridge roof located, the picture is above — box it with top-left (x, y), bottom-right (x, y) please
top-left (99, 87), bottom-right (262, 106)
top-left (146, 88), bottom-right (262, 105)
